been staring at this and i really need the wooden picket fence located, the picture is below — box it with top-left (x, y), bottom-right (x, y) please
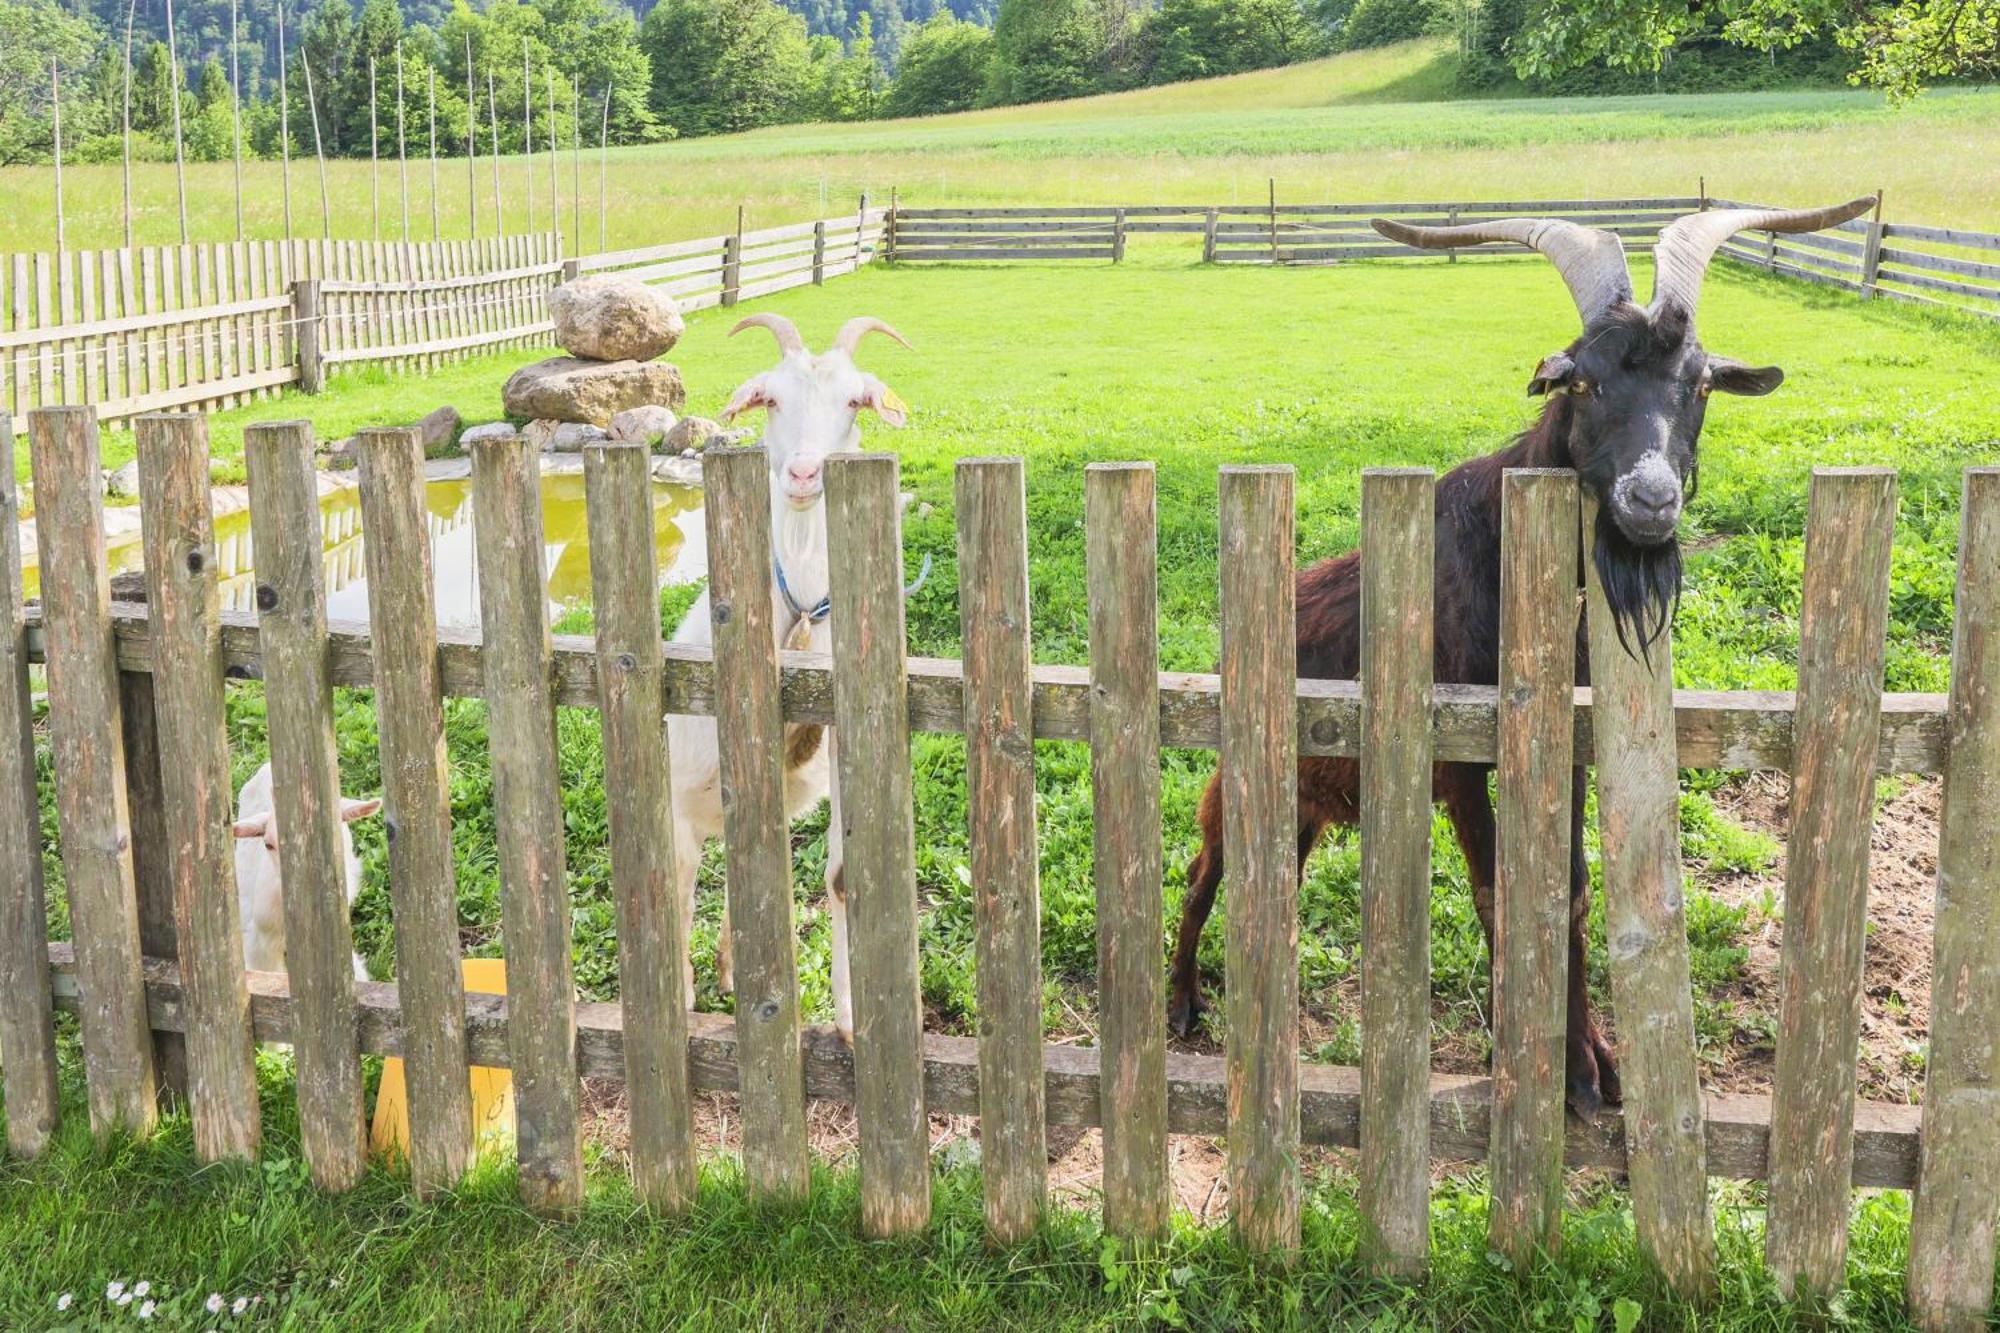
top-left (0, 206), bottom-right (890, 433)
top-left (2, 403), bottom-right (1996, 1325)
top-left (888, 193), bottom-right (2000, 326)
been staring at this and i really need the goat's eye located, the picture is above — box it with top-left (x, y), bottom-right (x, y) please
top-left (1568, 379), bottom-right (1592, 397)
top-left (1696, 378), bottom-right (1713, 398)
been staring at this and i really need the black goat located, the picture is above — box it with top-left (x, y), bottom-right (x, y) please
top-left (1168, 197), bottom-right (1878, 1120)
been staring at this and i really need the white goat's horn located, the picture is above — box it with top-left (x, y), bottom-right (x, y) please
top-left (832, 317), bottom-right (912, 357)
top-left (730, 313), bottom-right (806, 356)
top-left (1372, 215), bottom-right (1633, 329)
top-left (1650, 196), bottom-right (1878, 320)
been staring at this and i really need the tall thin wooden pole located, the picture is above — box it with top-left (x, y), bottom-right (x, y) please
top-left (301, 47), bottom-right (332, 240)
top-left (50, 61), bottom-right (65, 254)
top-left (570, 77), bottom-right (581, 255)
top-left (166, 0), bottom-right (188, 244)
top-left (464, 35), bottom-right (477, 242)
top-left (487, 69), bottom-right (503, 237)
top-left (395, 43), bottom-right (408, 243)
top-left (368, 58), bottom-right (379, 242)
top-left (277, 0), bottom-right (293, 240)
top-left (427, 65), bottom-right (440, 243)
top-left (122, 0), bottom-right (137, 247)
top-left (598, 82), bottom-right (610, 253)
top-left (522, 51), bottom-right (533, 235)
top-left (229, 0), bottom-right (244, 241)
top-left (545, 66), bottom-right (558, 247)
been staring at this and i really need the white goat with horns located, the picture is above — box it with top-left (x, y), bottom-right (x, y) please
top-left (666, 312), bottom-right (912, 1043)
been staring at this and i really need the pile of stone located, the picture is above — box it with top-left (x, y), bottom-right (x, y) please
top-left (502, 276), bottom-right (690, 452)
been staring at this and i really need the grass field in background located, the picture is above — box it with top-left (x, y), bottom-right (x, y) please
top-left (1, 40), bottom-right (1997, 253)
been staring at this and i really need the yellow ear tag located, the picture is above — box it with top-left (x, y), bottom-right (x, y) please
top-left (879, 387), bottom-right (908, 417)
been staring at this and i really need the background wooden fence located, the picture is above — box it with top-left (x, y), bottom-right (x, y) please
top-left (3, 399), bottom-right (1996, 1325)
top-left (890, 193), bottom-right (2000, 325)
top-left (0, 205), bottom-right (889, 433)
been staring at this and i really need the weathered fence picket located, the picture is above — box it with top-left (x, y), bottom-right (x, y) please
top-left (29, 405), bottom-right (157, 1138)
top-left (827, 452), bottom-right (932, 1238)
top-left (581, 440), bottom-right (697, 1213)
top-left (1218, 465), bottom-right (1301, 1255)
top-left (1086, 461), bottom-right (1170, 1243)
top-left (702, 445), bottom-right (810, 1201)
top-left (1582, 495), bottom-right (1715, 1299)
top-left (1357, 467), bottom-right (1435, 1279)
top-left (353, 426), bottom-right (476, 1195)
top-left (0, 419), bottom-right (57, 1158)
top-left (1906, 466), bottom-right (2000, 1332)
top-left (954, 457), bottom-right (1047, 1244)
top-left (244, 419), bottom-right (366, 1189)
top-left (1486, 468), bottom-right (1578, 1267)
top-left (135, 412), bottom-right (261, 1163)
top-left (470, 428), bottom-right (584, 1213)
top-left (1767, 467), bottom-right (1899, 1303)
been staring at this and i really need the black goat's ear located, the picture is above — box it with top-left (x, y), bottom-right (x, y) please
top-left (1527, 351), bottom-right (1574, 396)
top-left (1709, 358), bottom-right (1784, 396)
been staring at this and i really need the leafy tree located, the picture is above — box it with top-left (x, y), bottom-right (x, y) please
top-left (882, 12), bottom-right (992, 115)
top-left (642, 0), bottom-right (816, 135)
top-left (987, 0), bottom-right (1114, 102)
top-left (1136, 0), bottom-right (1323, 83)
top-left (0, 0), bottom-right (103, 163)
top-left (1512, 0), bottom-right (1998, 99)
top-left (1337, 0), bottom-right (1441, 49)
top-left (816, 9), bottom-right (884, 118)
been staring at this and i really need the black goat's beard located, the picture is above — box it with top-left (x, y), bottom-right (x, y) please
top-left (1593, 503), bottom-right (1683, 662)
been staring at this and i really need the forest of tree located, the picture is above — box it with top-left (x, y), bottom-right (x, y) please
top-left (0, 0), bottom-right (1983, 168)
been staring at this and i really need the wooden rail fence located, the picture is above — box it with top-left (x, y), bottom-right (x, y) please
top-left (2, 402), bottom-right (1996, 1327)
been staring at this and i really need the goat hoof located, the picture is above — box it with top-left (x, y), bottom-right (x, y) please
top-left (1565, 1049), bottom-right (1605, 1125)
top-left (1592, 1032), bottom-right (1623, 1107)
top-left (1167, 991), bottom-right (1206, 1039)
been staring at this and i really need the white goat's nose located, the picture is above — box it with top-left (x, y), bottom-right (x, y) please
top-left (786, 458), bottom-right (822, 486)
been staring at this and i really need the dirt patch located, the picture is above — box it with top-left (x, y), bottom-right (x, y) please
top-left (1698, 773), bottom-right (1939, 1103)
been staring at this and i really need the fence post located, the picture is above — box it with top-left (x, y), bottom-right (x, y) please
top-left (1698, 176), bottom-right (1708, 211)
top-left (1218, 464), bottom-right (1300, 1256)
top-left (1486, 467), bottom-right (1578, 1269)
top-left (702, 445), bottom-right (810, 1201)
top-left (1446, 208), bottom-right (1458, 264)
top-left (955, 457), bottom-right (1046, 1244)
top-left (1267, 178), bottom-right (1278, 264)
top-left (118, 661), bottom-right (186, 1108)
top-left (469, 429), bottom-right (584, 1214)
top-left (1203, 207), bottom-right (1219, 264)
top-left (1086, 462), bottom-right (1169, 1244)
top-left (1860, 190), bottom-right (1886, 298)
top-left (1766, 467), bottom-right (1897, 1305)
top-left (721, 205), bottom-right (743, 307)
top-left (826, 453), bottom-right (931, 1238)
top-left (292, 277), bottom-right (322, 392)
top-left (886, 188), bottom-right (900, 264)
top-left (135, 412), bottom-right (261, 1164)
top-left (812, 221), bottom-right (827, 285)
top-left (244, 419), bottom-right (366, 1191)
top-left (581, 440), bottom-right (698, 1212)
top-left (29, 406), bottom-right (157, 1139)
top-left (1764, 229), bottom-right (1777, 269)
top-left (856, 192), bottom-right (869, 264)
top-left (1357, 467), bottom-right (1434, 1280)
top-left (560, 257), bottom-right (580, 284)
top-left (353, 426), bottom-right (476, 1197)
top-left (1908, 466), bottom-right (2000, 1331)
top-left (1112, 208), bottom-right (1127, 263)
top-left (0, 419), bottom-right (58, 1158)
top-left (1582, 493), bottom-right (1716, 1299)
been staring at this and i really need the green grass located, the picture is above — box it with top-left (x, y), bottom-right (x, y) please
top-left (2, 39), bottom-right (1998, 251)
top-left (19, 251), bottom-right (1999, 1323)
top-left (0, 1048), bottom-right (1933, 1330)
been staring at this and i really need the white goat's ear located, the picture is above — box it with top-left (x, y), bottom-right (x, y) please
top-left (857, 376), bottom-right (908, 428)
top-left (232, 813), bottom-right (272, 839)
top-left (720, 374), bottom-right (775, 424)
top-left (340, 797), bottom-right (383, 823)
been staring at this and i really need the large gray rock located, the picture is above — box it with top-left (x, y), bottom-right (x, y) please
top-left (105, 460), bottom-right (142, 498)
top-left (502, 357), bottom-right (685, 428)
top-left (607, 404), bottom-right (677, 447)
top-left (417, 405), bottom-right (463, 457)
top-left (660, 416), bottom-right (749, 456)
top-left (524, 419), bottom-right (608, 453)
top-left (458, 421), bottom-right (517, 449)
top-left (549, 277), bottom-right (685, 362)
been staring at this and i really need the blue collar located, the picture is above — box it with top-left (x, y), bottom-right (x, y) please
top-left (773, 552), bottom-right (934, 625)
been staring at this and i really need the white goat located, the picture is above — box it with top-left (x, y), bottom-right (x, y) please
top-left (231, 761), bottom-right (381, 981)
top-left (667, 312), bottom-right (910, 1043)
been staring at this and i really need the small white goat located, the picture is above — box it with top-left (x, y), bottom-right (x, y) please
top-left (668, 312), bottom-right (910, 1043)
top-left (231, 761), bottom-right (381, 981)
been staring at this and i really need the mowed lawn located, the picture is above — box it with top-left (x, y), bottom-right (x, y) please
top-left (5, 40), bottom-right (2000, 251)
top-left (9, 252), bottom-right (1999, 1328)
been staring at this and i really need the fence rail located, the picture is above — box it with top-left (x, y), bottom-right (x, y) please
top-left (5, 398), bottom-right (1997, 1323)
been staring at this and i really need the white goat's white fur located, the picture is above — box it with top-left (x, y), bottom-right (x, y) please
top-left (670, 315), bottom-right (908, 1041)
top-left (231, 761), bottom-right (378, 981)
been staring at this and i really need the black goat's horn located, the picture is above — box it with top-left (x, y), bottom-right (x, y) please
top-left (1371, 215), bottom-right (1633, 328)
top-left (1651, 196), bottom-right (1877, 319)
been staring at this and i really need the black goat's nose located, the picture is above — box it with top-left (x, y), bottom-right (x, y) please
top-left (1629, 476), bottom-right (1680, 515)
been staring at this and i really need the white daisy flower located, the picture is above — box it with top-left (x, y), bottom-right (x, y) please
top-left (56, 1293), bottom-right (73, 1311)
top-left (118, 1292), bottom-right (134, 1307)
top-left (206, 1294), bottom-right (225, 1314)
top-left (231, 1296), bottom-right (249, 1315)
top-left (133, 1281), bottom-right (151, 1297)
top-left (107, 1281), bottom-right (126, 1301)
top-left (137, 1299), bottom-right (156, 1318)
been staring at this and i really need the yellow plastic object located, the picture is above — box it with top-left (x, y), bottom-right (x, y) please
top-left (370, 958), bottom-right (516, 1161)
